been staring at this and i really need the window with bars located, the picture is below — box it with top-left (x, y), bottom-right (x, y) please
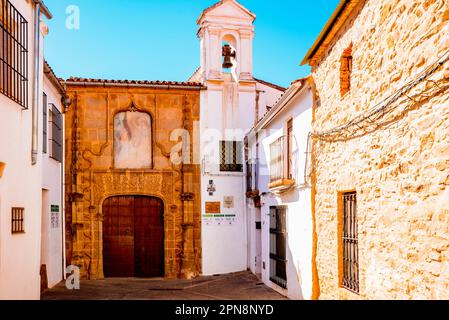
top-left (340, 44), bottom-right (353, 97)
top-left (246, 159), bottom-right (259, 193)
top-left (43, 92), bottom-right (47, 153)
top-left (220, 141), bottom-right (243, 172)
top-left (50, 104), bottom-right (63, 162)
top-left (269, 136), bottom-right (284, 183)
top-left (0, 0), bottom-right (29, 108)
top-left (246, 160), bottom-right (253, 192)
top-left (342, 192), bottom-right (359, 293)
top-left (11, 207), bottom-right (24, 234)
top-left (270, 206), bottom-right (287, 289)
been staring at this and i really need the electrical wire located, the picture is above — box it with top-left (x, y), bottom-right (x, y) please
top-left (311, 47), bottom-right (449, 141)
top-left (303, 46), bottom-right (449, 182)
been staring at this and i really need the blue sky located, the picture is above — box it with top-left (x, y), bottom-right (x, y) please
top-left (44, 0), bottom-right (340, 88)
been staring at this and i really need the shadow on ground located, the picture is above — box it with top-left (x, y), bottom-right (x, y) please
top-left (41, 271), bottom-right (289, 300)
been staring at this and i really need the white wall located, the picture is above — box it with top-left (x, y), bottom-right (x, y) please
top-left (247, 85), bottom-right (313, 300)
top-left (200, 79), bottom-right (283, 275)
top-left (200, 80), bottom-right (252, 275)
top-left (0, 0), bottom-right (44, 300)
top-left (41, 76), bottom-right (64, 289)
top-left (256, 82), bottom-right (284, 111)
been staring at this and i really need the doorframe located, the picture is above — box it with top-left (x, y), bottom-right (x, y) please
top-left (98, 193), bottom-right (166, 278)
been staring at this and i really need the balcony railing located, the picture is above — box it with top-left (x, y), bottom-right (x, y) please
top-left (0, 0), bottom-right (29, 109)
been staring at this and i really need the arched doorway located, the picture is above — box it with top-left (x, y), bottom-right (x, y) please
top-left (102, 196), bottom-right (164, 278)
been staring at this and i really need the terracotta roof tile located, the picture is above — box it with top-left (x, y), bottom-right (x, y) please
top-left (65, 77), bottom-right (205, 89)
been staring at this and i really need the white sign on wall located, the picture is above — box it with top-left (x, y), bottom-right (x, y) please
top-left (223, 196), bottom-right (234, 208)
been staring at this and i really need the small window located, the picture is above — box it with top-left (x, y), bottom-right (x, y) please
top-left (11, 207), bottom-right (25, 234)
top-left (270, 206), bottom-right (287, 289)
top-left (340, 44), bottom-right (353, 97)
top-left (342, 192), bottom-right (359, 293)
top-left (220, 141), bottom-right (243, 172)
top-left (43, 93), bottom-right (48, 154)
top-left (50, 104), bottom-right (63, 162)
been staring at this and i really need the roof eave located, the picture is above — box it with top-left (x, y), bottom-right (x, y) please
top-left (44, 61), bottom-right (65, 95)
top-left (34, 0), bottom-right (53, 19)
top-left (300, 0), bottom-right (349, 66)
top-left (252, 78), bottom-right (309, 133)
top-left (196, 0), bottom-right (256, 25)
top-left (64, 79), bottom-right (206, 90)
top-left (254, 77), bottom-right (287, 92)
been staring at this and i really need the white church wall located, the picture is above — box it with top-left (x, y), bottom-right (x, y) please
top-left (198, 0), bottom-right (285, 277)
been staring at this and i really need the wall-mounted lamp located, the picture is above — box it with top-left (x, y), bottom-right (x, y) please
top-left (61, 95), bottom-right (72, 113)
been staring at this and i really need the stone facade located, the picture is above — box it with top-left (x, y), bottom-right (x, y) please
top-left (64, 82), bottom-right (203, 279)
top-left (308, 0), bottom-right (449, 299)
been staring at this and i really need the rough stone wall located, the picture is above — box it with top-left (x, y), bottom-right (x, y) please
top-left (311, 0), bottom-right (449, 299)
top-left (64, 86), bottom-right (202, 280)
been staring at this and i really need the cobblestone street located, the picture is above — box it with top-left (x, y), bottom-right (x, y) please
top-left (41, 272), bottom-right (288, 300)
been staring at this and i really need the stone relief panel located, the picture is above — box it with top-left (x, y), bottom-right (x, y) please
top-left (92, 171), bottom-right (175, 210)
top-left (114, 111), bottom-right (152, 169)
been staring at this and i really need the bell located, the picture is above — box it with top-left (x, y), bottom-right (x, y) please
top-left (222, 44), bottom-right (235, 69)
top-left (223, 55), bottom-right (234, 69)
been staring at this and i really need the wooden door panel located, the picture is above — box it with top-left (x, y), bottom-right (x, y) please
top-left (103, 196), bottom-right (164, 278)
top-left (134, 196), bottom-right (164, 277)
top-left (103, 196), bottom-right (134, 277)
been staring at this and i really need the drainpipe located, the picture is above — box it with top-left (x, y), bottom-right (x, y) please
top-left (32, 1), bottom-right (52, 165)
top-left (61, 90), bottom-right (72, 280)
top-left (31, 2), bottom-right (41, 165)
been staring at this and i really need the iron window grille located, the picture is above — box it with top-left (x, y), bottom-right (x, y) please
top-left (43, 92), bottom-right (47, 153)
top-left (270, 206), bottom-right (287, 289)
top-left (220, 141), bottom-right (243, 172)
top-left (0, 0), bottom-right (29, 108)
top-left (342, 192), bottom-right (359, 293)
top-left (246, 158), bottom-right (259, 192)
top-left (246, 160), bottom-right (253, 192)
top-left (11, 207), bottom-right (24, 233)
top-left (50, 104), bottom-right (63, 162)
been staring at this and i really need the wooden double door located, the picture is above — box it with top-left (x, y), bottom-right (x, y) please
top-left (103, 196), bottom-right (164, 278)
